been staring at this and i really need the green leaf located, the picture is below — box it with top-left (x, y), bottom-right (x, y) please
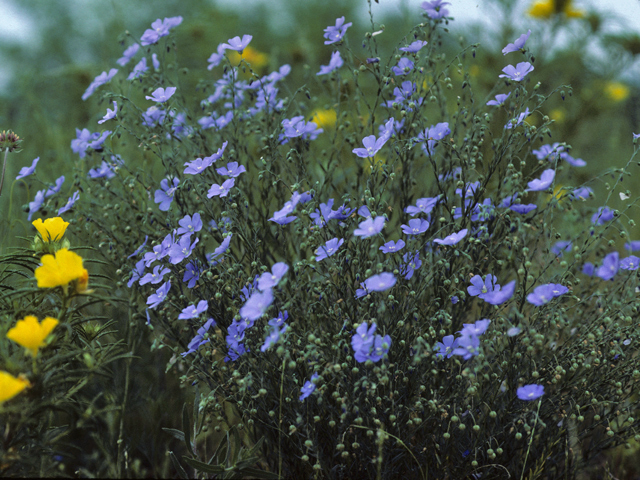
top-left (182, 403), bottom-right (195, 457)
top-left (236, 467), bottom-right (281, 479)
top-left (169, 451), bottom-right (189, 479)
top-left (182, 456), bottom-right (225, 474)
top-left (162, 427), bottom-right (185, 443)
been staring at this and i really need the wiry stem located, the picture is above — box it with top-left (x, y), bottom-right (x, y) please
top-left (0, 147), bottom-right (9, 197)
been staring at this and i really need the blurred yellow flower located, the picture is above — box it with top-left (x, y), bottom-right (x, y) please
top-left (228, 46), bottom-right (268, 70)
top-left (311, 109), bottom-right (337, 129)
top-left (0, 371), bottom-right (30, 403)
top-left (547, 184), bottom-right (568, 207)
top-left (528, 0), bottom-right (584, 19)
top-left (34, 248), bottom-right (88, 294)
top-left (549, 108), bottom-right (566, 123)
top-left (604, 81), bottom-right (630, 102)
top-left (32, 217), bottom-right (69, 242)
top-left (7, 316), bottom-right (59, 357)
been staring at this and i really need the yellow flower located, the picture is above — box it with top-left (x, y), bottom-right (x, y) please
top-left (547, 184), bottom-right (568, 207)
top-left (311, 108), bottom-right (337, 129)
top-left (32, 217), bottom-right (69, 242)
top-left (227, 46), bottom-right (268, 70)
top-left (34, 248), bottom-right (89, 294)
top-left (604, 81), bottom-right (630, 103)
top-left (7, 316), bottom-right (59, 357)
top-left (549, 108), bottom-right (566, 123)
top-left (0, 371), bottom-right (30, 403)
top-left (528, 0), bottom-right (585, 19)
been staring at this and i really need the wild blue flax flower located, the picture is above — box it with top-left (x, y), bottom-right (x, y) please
top-left (517, 384), bottom-right (544, 401)
top-left (315, 238), bottom-right (344, 261)
top-left (82, 68), bottom-right (118, 101)
top-left (178, 300), bottom-right (209, 320)
top-left (486, 92), bottom-right (511, 106)
top-left (261, 324), bottom-right (287, 352)
top-left (526, 169), bottom-right (555, 191)
top-left (116, 44), bottom-right (140, 66)
top-left (221, 35), bottom-right (253, 53)
top-left (258, 263), bottom-right (289, 290)
top-left (146, 87), bottom-right (176, 103)
top-left (323, 17), bottom-right (352, 45)
top-left (399, 40), bottom-right (427, 53)
top-left (510, 204), bottom-right (536, 214)
top-left (596, 251), bottom-right (619, 280)
top-left (483, 280), bottom-right (515, 305)
top-left (317, 51), bottom-right (343, 76)
top-left (392, 57), bottom-right (414, 76)
top-left (45, 176), bottom-right (65, 197)
top-left (140, 17), bottom-right (183, 46)
top-left (421, 0), bottom-right (450, 19)
top-left (499, 62), bottom-right (534, 81)
top-left (433, 228), bottom-right (467, 245)
top-left (15, 157), bottom-right (39, 180)
top-left (354, 216), bottom-right (385, 238)
top-left (181, 318), bottom-right (216, 356)
top-left (405, 196), bottom-right (439, 216)
top-left (380, 239), bottom-right (405, 254)
top-left (139, 265), bottom-right (170, 285)
top-left (154, 177), bottom-right (179, 211)
top-left (502, 30), bottom-right (531, 55)
top-left (620, 256), bottom-right (640, 270)
top-left (177, 213), bottom-right (203, 236)
top-left (58, 191), bottom-right (80, 215)
top-left (147, 280), bottom-right (171, 309)
top-left (207, 178), bottom-right (234, 198)
top-left (216, 161), bottom-right (246, 178)
top-left (401, 218), bottom-right (429, 235)
top-left (127, 57), bottom-right (148, 80)
top-left (168, 234), bottom-right (199, 264)
top-left (299, 373), bottom-right (319, 400)
top-left (364, 272), bottom-right (396, 292)
top-left (98, 101), bottom-right (118, 124)
top-left (526, 283), bottom-right (568, 306)
top-left (467, 274), bottom-right (500, 298)
top-left (591, 206), bottom-right (614, 225)
top-left (240, 289), bottom-right (274, 321)
top-left (400, 251), bottom-right (421, 280)
top-left (435, 335), bottom-right (458, 359)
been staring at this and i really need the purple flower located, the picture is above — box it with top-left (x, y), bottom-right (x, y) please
top-left (207, 44), bottom-right (226, 70)
top-left (582, 262), bottom-right (595, 276)
top-left (240, 289), bottom-right (274, 321)
top-left (168, 234), bottom-right (199, 264)
top-left (27, 190), bottom-right (45, 221)
top-left (268, 311), bottom-right (288, 328)
top-left (405, 196), bottom-right (439, 216)
top-left (510, 204), bottom-right (537, 214)
top-left (280, 116), bottom-right (323, 142)
top-left (71, 128), bottom-right (102, 158)
top-left (434, 228), bottom-right (467, 246)
top-left (452, 332), bottom-right (480, 360)
top-left (152, 53), bottom-right (160, 70)
top-left (417, 122), bottom-right (451, 153)
top-left (572, 186), bottom-right (592, 201)
top-left (82, 68), bottom-right (118, 101)
top-left (183, 261), bottom-right (200, 288)
top-left (352, 322), bottom-right (376, 353)
top-left (221, 35), bottom-right (253, 53)
top-left (140, 265), bottom-right (170, 285)
top-left (551, 240), bottom-right (572, 257)
top-left (182, 318), bottom-right (216, 357)
top-left (364, 272), bottom-right (396, 292)
top-left (146, 87), bottom-right (177, 103)
top-left (502, 30), bottom-right (531, 55)
top-left (560, 152), bottom-right (586, 167)
top-left (421, 0), bottom-right (451, 19)
top-left (98, 101), bottom-right (118, 124)
top-left (380, 239), bottom-right (405, 254)
top-left (620, 255), bottom-right (639, 270)
top-left (323, 17), bottom-right (352, 45)
top-left (461, 319), bottom-right (491, 337)
top-left (154, 177), bottom-right (179, 211)
top-left (354, 216), bottom-right (385, 238)
top-left (468, 274), bottom-right (499, 297)
top-left (317, 51), bottom-right (343, 76)
top-left (526, 169), bottom-right (555, 191)
top-left (399, 40), bottom-right (428, 53)
top-left (499, 62), bottom-right (534, 82)
top-left (258, 262), bottom-right (289, 291)
top-left (392, 57), bottom-right (414, 76)
top-left (400, 251), bottom-right (422, 280)
top-left (486, 92), bottom-right (511, 106)
top-left (140, 16), bottom-right (183, 46)
top-left (505, 108), bottom-right (530, 129)
top-left (625, 241), bottom-right (640, 251)
top-left (142, 106), bottom-right (166, 127)
top-left (16, 157), bottom-right (39, 180)
top-left (177, 213), bottom-right (203, 236)
top-left (88, 161), bottom-right (116, 180)
top-left (45, 176), bottom-right (65, 197)
top-left (591, 206), bottom-right (614, 225)
top-left (517, 384), bottom-right (544, 401)
top-left (435, 335), bottom-right (459, 359)
top-left (352, 133), bottom-right (389, 158)
top-left (178, 300), bottom-right (209, 320)
top-left (58, 191), bottom-right (80, 215)
top-left (128, 259), bottom-right (146, 288)
top-left (207, 178), bottom-right (235, 198)
top-left (483, 280), bottom-right (516, 305)
top-left (527, 283), bottom-right (568, 306)
top-left (261, 324), bottom-right (287, 352)
top-left (127, 57), bottom-right (148, 80)
top-left (596, 251), bottom-right (619, 281)
top-left (299, 373), bottom-right (319, 401)
top-left (401, 218), bottom-right (430, 235)
top-left (116, 44), bottom-right (140, 66)
top-left (209, 235), bottom-right (232, 264)
top-left (147, 280), bottom-right (171, 309)
top-left (216, 161), bottom-right (246, 178)
top-left (315, 237), bottom-right (344, 261)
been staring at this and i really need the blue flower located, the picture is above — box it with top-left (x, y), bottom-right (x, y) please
top-left (517, 384), bottom-right (544, 401)
top-left (258, 263), bottom-right (289, 291)
top-left (221, 34), bottom-right (253, 53)
top-left (317, 51), bottom-right (343, 76)
top-left (178, 300), bottom-right (209, 320)
top-left (421, 0), bottom-right (451, 19)
top-left (207, 178), bottom-right (235, 198)
top-left (401, 218), bottom-right (430, 235)
top-left (82, 68), bottom-right (118, 101)
top-left (596, 251), bottom-right (619, 281)
top-left (364, 272), bottom-right (396, 292)
top-left (139, 265), bottom-right (170, 285)
top-left (400, 251), bottom-right (421, 280)
top-left (435, 335), bottom-right (458, 359)
top-left (486, 92), bottom-right (511, 106)
top-left (299, 373), bottom-right (319, 401)
top-left (216, 161), bottom-right (246, 178)
top-left (354, 216), bottom-right (385, 238)
top-left (127, 57), bottom-right (148, 80)
top-left (146, 87), bottom-right (177, 103)
top-left (98, 101), bottom-right (118, 124)
top-left (399, 40), bottom-right (427, 53)
top-left (168, 234), bottom-right (199, 265)
top-left (452, 332), bottom-right (480, 360)
top-left (620, 255), bottom-right (640, 270)
top-left (154, 177), bottom-right (179, 211)
top-left (352, 133), bottom-right (389, 158)
top-left (177, 213), bottom-right (203, 236)
top-left (58, 191), bottom-right (80, 215)
top-left (526, 169), bottom-right (555, 191)
top-left (499, 62), bottom-right (534, 82)
top-left (392, 57), bottom-right (414, 76)
top-left (482, 280), bottom-right (516, 305)
top-left (261, 324), bottom-right (288, 352)
top-left (510, 204), bottom-right (536, 214)
top-left (405, 196), bottom-right (439, 216)
top-left (323, 17), bottom-right (352, 45)
top-left (147, 281), bottom-right (171, 309)
top-left (140, 17), bottom-right (183, 46)
top-left (240, 289), bottom-right (274, 321)
top-left (16, 157), bottom-right (39, 180)
top-left (526, 283), bottom-right (568, 306)
top-left (591, 206), bottom-right (614, 225)
top-left (380, 239), bottom-right (405, 254)
top-left (502, 30), bottom-right (531, 55)
top-left (315, 238), bottom-right (344, 262)
top-left (433, 228), bottom-right (467, 246)
top-left (116, 44), bottom-right (140, 66)
top-left (467, 274), bottom-right (500, 298)
top-left (181, 318), bottom-right (216, 357)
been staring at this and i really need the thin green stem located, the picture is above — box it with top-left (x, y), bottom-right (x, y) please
top-left (0, 147), bottom-right (9, 197)
top-left (521, 400), bottom-right (542, 480)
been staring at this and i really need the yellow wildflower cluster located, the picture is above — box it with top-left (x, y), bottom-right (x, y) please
top-left (528, 0), bottom-right (585, 19)
top-left (1, 315), bottom-right (59, 404)
top-left (35, 248), bottom-right (89, 295)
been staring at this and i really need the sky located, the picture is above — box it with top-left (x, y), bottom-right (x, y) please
top-left (1, 0), bottom-right (640, 90)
